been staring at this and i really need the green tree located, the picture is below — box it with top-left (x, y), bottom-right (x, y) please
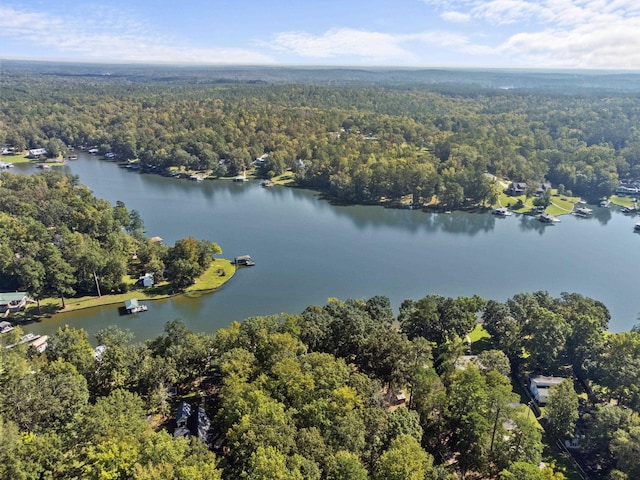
top-left (374, 434), bottom-right (434, 480)
top-left (545, 379), bottom-right (578, 440)
top-left (47, 324), bottom-right (95, 376)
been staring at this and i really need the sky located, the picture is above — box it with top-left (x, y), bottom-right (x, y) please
top-left (1, 0), bottom-right (640, 69)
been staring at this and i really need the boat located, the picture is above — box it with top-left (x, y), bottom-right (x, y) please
top-left (261, 180), bottom-right (274, 187)
top-left (492, 207), bottom-right (512, 216)
top-left (635, 223), bottom-right (640, 232)
top-left (0, 161), bottom-right (14, 169)
top-left (0, 321), bottom-right (14, 334)
top-left (67, 154), bottom-right (78, 160)
top-left (539, 213), bottom-right (560, 223)
top-left (573, 207), bottom-right (593, 217)
top-left (622, 206), bottom-right (637, 214)
top-left (234, 255), bottom-right (256, 266)
top-left (600, 199), bottom-right (610, 207)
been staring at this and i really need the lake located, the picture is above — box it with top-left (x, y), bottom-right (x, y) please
top-left (12, 154), bottom-right (640, 339)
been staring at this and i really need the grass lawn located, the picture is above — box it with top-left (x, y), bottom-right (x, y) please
top-left (610, 195), bottom-right (637, 208)
top-left (14, 258), bottom-right (236, 319)
top-left (468, 324), bottom-right (493, 354)
top-left (271, 169), bottom-right (296, 186)
top-left (493, 190), bottom-right (579, 217)
top-left (2, 153), bottom-right (32, 163)
top-left (184, 258), bottom-right (236, 297)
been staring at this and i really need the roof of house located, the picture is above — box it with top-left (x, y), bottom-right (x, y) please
top-left (124, 298), bottom-right (139, 310)
top-left (530, 375), bottom-right (565, 388)
top-left (176, 401), bottom-right (192, 426)
top-left (0, 292), bottom-right (27, 304)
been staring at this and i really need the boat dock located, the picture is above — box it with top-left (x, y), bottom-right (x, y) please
top-left (234, 255), bottom-right (255, 266)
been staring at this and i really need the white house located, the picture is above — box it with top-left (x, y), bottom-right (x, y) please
top-left (529, 375), bottom-right (565, 405)
top-left (28, 148), bottom-right (48, 158)
top-left (139, 273), bottom-right (154, 287)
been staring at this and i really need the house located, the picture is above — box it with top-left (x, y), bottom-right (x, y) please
top-left (529, 375), bottom-right (565, 405)
top-left (535, 182), bottom-right (552, 196)
top-left (174, 401), bottom-right (193, 439)
top-left (0, 292), bottom-right (28, 313)
top-left (173, 402), bottom-right (213, 445)
top-left (138, 273), bottom-right (154, 288)
top-left (505, 182), bottom-right (527, 196)
top-left (28, 148), bottom-right (48, 158)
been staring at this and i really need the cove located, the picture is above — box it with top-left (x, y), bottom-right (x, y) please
top-left (14, 154), bottom-right (640, 339)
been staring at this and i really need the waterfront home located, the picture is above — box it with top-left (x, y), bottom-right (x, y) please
top-left (28, 148), bottom-right (48, 158)
top-left (535, 182), bottom-right (552, 196)
top-left (505, 182), bottom-right (526, 196)
top-left (529, 375), bottom-right (565, 405)
top-left (138, 273), bottom-right (154, 287)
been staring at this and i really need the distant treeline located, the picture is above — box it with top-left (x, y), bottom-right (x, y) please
top-left (2, 64), bottom-right (640, 207)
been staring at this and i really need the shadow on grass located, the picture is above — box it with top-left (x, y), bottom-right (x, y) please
top-left (469, 336), bottom-right (495, 354)
top-left (12, 303), bottom-right (61, 325)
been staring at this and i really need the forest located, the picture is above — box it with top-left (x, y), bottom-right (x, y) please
top-left (2, 64), bottom-right (640, 207)
top-left (2, 289), bottom-right (640, 479)
top-left (0, 154), bottom-right (638, 480)
top-left (0, 170), bottom-right (221, 305)
top-left (3, 63), bottom-right (640, 479)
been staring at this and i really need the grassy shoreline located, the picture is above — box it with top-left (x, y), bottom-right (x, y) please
top-left (14, 258), bottom-right (236, 321)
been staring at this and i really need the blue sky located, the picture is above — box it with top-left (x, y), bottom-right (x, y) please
top-left (2, 0), bottom-right (640, 69)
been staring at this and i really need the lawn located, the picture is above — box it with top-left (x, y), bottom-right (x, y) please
top-left (493, 189), bottom-right (579, 217)
top-left (1, 153), bottom-right (32, 163)
top-left (610, 195), bottom-right (637, 208)
top-left (14, 258), bottom-right (236, 319)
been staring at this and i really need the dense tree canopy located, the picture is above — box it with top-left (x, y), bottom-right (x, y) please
top-left (3, 68), bottom-right (638, 208)
top-left (0, 171), bottom-right (221, 303)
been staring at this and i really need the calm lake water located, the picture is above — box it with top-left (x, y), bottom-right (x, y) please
top-left (13, 155), bottom-right (640, 339)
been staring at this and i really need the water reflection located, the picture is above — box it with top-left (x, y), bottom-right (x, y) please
top-left (518, 215), bottom-right (550, 235)
top-left (9, 153), bottom-right (640, 336)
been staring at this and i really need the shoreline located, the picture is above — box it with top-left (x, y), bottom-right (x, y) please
top-left (11, 258), bottom-right (236, 323)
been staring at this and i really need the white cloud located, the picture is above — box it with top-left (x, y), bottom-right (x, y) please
top-left (420, 0), bottom-right (640, 68)
top-left (0, 6), bottom-right (274, 64)
top-left (268, 28), bottom-right (417, 62)
top-left (441, 11), bottom-right (472, 23)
